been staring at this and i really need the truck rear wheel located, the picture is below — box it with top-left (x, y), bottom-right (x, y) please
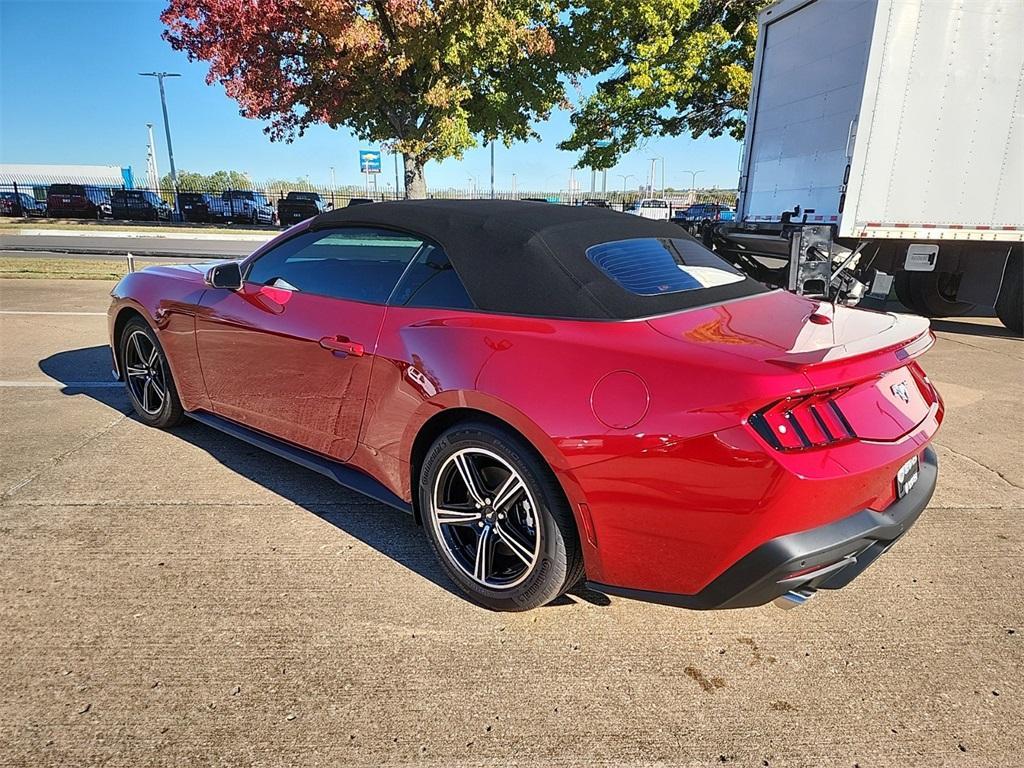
top-left (894, 270), bottom-right (975, 317)
top-left (995, 249), bottom-right (1022, 335)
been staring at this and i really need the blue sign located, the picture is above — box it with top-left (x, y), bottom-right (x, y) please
top-left (359, 150), bottom-right (382, 174)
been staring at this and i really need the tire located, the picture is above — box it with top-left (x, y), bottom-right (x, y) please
top-left (119, 317), bottom-right (186, 429)
top-left (418, 421), bottom-right (584, 611)
top-left (996, 249), bottom-right (1023, 335)
top-left (894, 270), bottom-right (975, 317)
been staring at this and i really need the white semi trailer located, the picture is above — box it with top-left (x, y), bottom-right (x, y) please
top-left (713, 0), bottom-right (1022, 332)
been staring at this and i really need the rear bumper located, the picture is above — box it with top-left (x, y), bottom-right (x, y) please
top-left (588, 446), bottom-right (937, 610)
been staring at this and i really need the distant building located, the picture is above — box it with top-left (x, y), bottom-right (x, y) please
top-left (0, 164), bottom-right (135, 197)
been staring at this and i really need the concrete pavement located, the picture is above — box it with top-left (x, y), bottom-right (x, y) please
top-left (0, 278), bottom-right (1021, 767)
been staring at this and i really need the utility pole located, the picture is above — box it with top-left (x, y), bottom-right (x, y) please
top-left (490, 141), bottom-right (495, 200)
top-left (139, 72), bottom-right (181, 216)
top-left (145, 123), bottom-right (160, 191)
top-left (511, 173), bottom-right (517, 198)
top-left (394, 151), bottom-right (401, 199)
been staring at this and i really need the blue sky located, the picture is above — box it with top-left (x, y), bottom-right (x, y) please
top-left (0, 0), bottom-right (743, 192)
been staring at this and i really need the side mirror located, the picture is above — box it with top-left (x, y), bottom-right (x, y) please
top-left (205, 261), bottom-right (243, 290)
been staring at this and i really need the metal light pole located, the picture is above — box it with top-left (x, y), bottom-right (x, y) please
top-left (511, 173), bottom-right (517, 198)
top-left (145, 123), bottom-right (160, 191)
top-left (684, 169), bottom-right (705, 202)
top-left (140, 72), bottom-right (181, 216)
top-left (617, 174), bottom-right (637, 211)
top-left (489, 141), bottom-right (495, 200)
top-left (394, 151), bottom-right (401, 199)
top-left (649, 156), bottom-right (665, 197)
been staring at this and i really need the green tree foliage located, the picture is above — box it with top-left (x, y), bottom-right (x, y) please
top-left (161, 0), bottom-right (764, 195)
top-left (558, 0), bottom-right (765, 169)
top-left (161, 170), bottom-right (252, 191)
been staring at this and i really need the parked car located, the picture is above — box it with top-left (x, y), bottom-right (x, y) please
top-left (628, 198), bottom-right (671, 220)
top-left (278, 191), bottom-right (331, 226)
top-left (108, 201), bottom-right (942, 612)
top-left (179, 192), bottom-right (222, 223)
top-left (110, 190), bottom-right (173, 222)
top-left (674, 203), bottom-right (735, 226)
top-left (46, 184), bottom-right (111, 219)
top-left (346, 197), bottom-right (375, 207)
top-left (0, 191), bottom-right (46, 217)
top-left (221, 190), bottom-right (275, 224)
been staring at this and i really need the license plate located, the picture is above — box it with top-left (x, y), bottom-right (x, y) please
top-left (896, 454), bottom-right (920, 498)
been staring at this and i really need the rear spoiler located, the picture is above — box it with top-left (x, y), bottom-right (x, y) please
top-left (767, 313), bottom-right (933, 370)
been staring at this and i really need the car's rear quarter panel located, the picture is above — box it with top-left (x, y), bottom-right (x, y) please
top-left (361, 294), bottom-right (941, 598)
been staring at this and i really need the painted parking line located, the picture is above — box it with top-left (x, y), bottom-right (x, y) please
top-left (0, 311), bottom-right (107, 316)
top-left (0, 381), bottom-right (122, 388)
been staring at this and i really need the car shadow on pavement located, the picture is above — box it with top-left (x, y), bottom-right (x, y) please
top-left (40, 345), bottom-right (608, 609)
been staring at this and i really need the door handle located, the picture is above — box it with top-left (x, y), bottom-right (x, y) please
top-left (319, 336), bottom-right (364, 356)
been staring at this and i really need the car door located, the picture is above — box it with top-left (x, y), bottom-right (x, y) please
top-left (194, 226), bottom-right (425, 462)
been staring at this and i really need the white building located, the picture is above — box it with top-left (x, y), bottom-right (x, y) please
top-left (0, 163), bottom-right (134, 193)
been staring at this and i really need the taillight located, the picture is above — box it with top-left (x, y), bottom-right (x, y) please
top-left (749, 388), bottom-right (857, 451)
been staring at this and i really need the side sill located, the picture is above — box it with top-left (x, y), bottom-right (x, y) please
top-left (186, 410), bottom-right (412, 515)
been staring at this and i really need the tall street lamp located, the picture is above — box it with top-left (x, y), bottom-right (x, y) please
top-left (649, 156), bottom-right (665, 197)
top-left (140, 72), bottom-right (181, 216)
top-left (684, 169), bottom-right (705, 201)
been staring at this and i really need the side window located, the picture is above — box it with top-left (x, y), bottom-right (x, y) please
top-left (246, 227), bottom-right (422, 304)
top-left (390, 244), bottom-right (474, 309)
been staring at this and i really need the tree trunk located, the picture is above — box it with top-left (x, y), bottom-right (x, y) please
top-left (403, 153), bottom-right (427, 199)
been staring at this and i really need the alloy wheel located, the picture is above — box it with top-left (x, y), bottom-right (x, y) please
top-left (124, 329), bottom-right (167, 415)
top-left (430, 448), bottom-right (541, 589)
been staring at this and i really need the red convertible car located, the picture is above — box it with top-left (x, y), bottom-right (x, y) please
top-left (108, 201), bottom-right (941, 611)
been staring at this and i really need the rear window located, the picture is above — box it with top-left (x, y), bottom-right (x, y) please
top-left (49, 184), bottom-right (84, 195)
top-left (587, 238), bottom-right (746, 296)
top-left (640, 200), bottom-right (668, 208)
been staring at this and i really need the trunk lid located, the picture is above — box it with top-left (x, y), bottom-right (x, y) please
top-left (647, 291), bottom-right (937, 443)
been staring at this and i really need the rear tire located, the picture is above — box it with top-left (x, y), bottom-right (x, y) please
top-left (418, 421), bottom-right (584, 611)
top-left (996, 249), bottom-right (1022, 335)
top-left (120, 317), bottom-right (186, 429)
top-left (894, 270), bottom-right (976, 317)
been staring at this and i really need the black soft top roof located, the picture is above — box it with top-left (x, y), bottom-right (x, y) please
top-left (312, 199), bottom-right (765, 320)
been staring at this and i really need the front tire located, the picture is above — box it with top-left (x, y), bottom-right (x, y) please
top-left (418, 422), bottom-right (583, 611)
top-left (120, 318), bottom-right (186, 429)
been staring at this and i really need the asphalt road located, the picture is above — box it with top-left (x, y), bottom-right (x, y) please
top-left (0, 231), bottom-right (264, 259)
top-left (0, 277), bottom-right (1021, 767)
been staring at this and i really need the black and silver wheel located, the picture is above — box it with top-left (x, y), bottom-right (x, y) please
top-left (120, 318), bottom-right (185, 428)
top-left (419, 422), bottom-right (584, 611)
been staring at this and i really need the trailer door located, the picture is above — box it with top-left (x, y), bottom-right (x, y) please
top-left (740, 0), bottom-right (877, 224)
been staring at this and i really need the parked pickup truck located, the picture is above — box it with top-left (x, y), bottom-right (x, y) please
top-left (277, 191), bottom-right (331, 226)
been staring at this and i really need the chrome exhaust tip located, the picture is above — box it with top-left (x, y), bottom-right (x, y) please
top-left (773, 587), bottom-right (817, 610)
